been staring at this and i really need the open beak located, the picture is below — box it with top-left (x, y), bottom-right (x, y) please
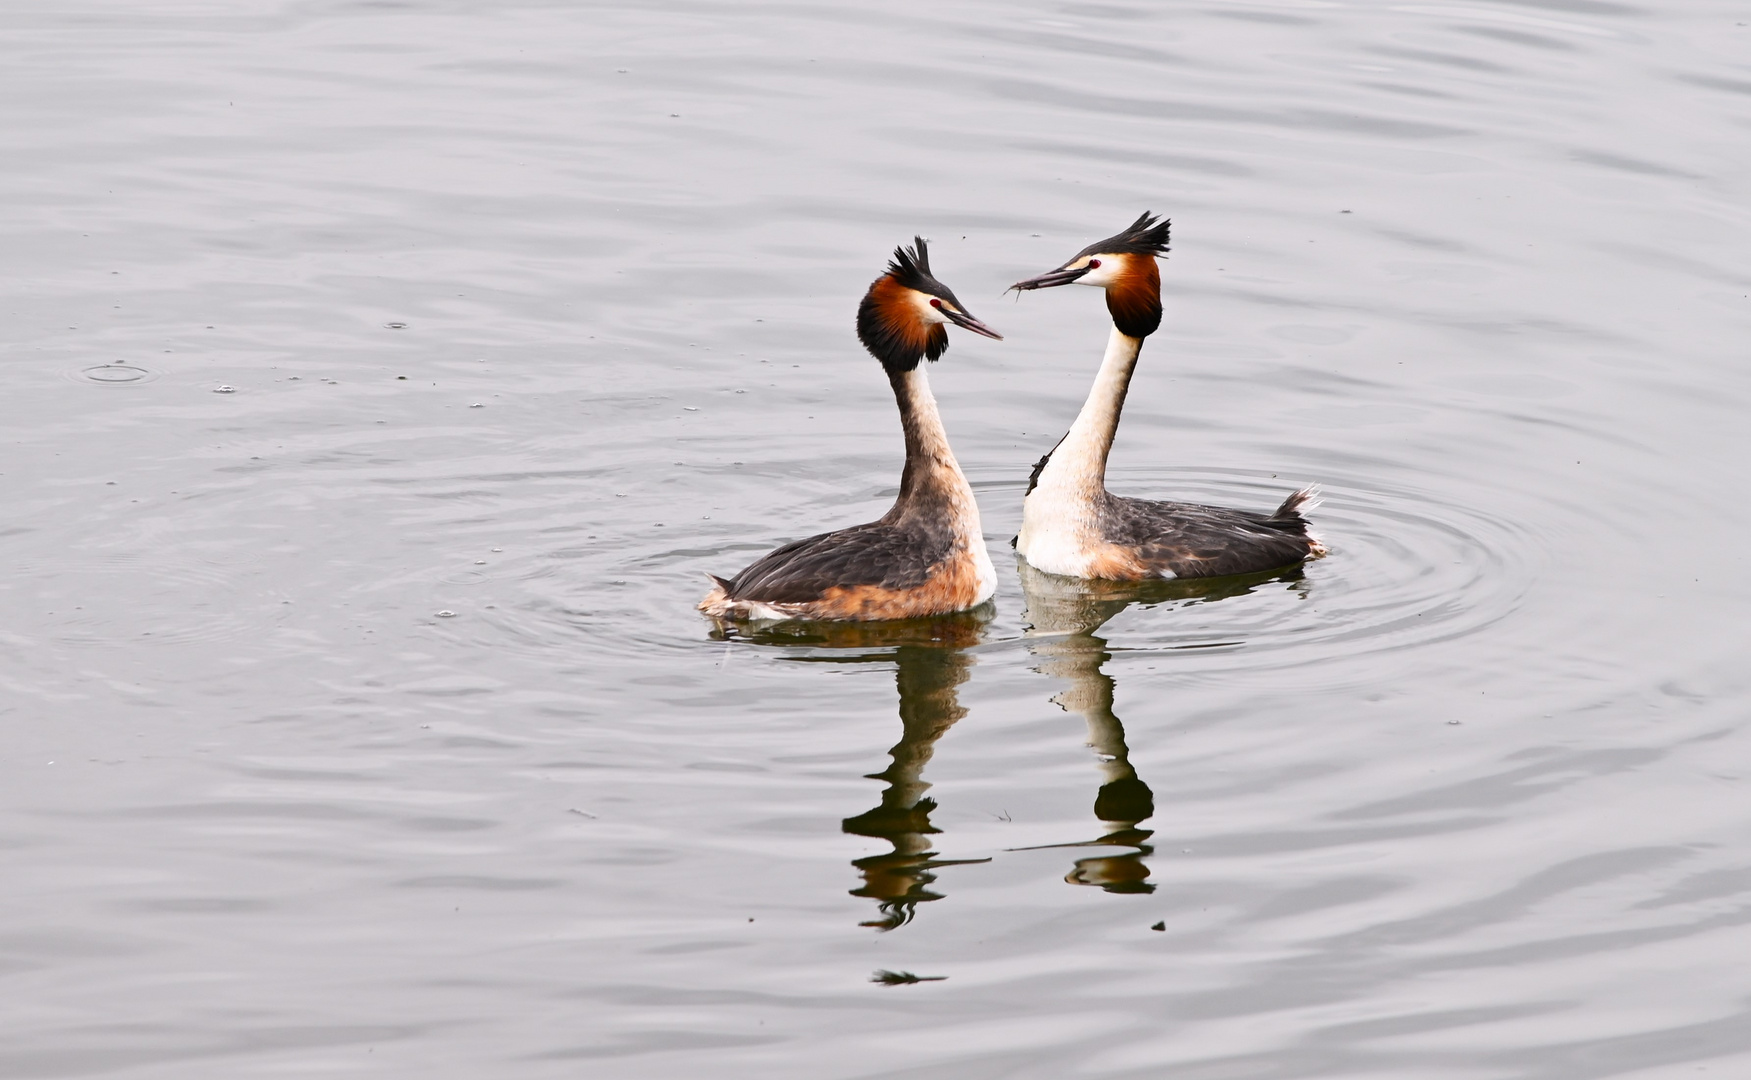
top-left (1009, 264), bottom-right (1090, 291)
top-left (942, 307), bottom-right (1003, 340)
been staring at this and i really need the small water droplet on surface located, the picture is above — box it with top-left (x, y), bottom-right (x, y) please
top-left (469, 402), bottom-right (483, 408)
top-left (82, 364), bottom-right (153, 384)
top-left (474, 560), bottom-right (486, 565)
top-left (385, 322), bottom-right (407, 329)
top-left (490, 548), bottom-right (502, 552)
top-left (213, 385), bottom-right (235, 393)
top-left (684, 406), bottom-right (699, 411)
top-left (435, 610), bottom-right (456, 618)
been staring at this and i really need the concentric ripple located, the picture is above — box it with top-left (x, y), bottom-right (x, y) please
top-left (485, 462), bottom-right (1541, 679)
top-left (24, 551), bottom-right (285, 648)
top-left (73, 363), bottom-right (157, 385)
top-left (1009, 466), bottom-right (1543, 681)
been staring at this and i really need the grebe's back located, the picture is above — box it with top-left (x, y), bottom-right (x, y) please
top-left (703, 511), bottom-right (993, 622)
top-left (1091, 487), bottom-right (1323, 580)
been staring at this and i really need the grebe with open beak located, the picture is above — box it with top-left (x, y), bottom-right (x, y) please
top-left (1010, 212), bottom-right (1325, 581)
top-left (700, 238), bottom-right (1004, 621)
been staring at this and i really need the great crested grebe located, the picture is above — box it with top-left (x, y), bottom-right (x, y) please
top-left (1010, 212), bottom-right (1325, 581)
top-left (700, 238), bottom-right (1003, 622)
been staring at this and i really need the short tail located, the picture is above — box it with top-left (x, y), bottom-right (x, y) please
top-left (698, 573), bottom-right (738, 617)
top-left (705, 572), bottom-right (737, 594)
top-left (1271, 485), bottom-right (1327, 558)
top-left (1270, 484), bottom-right (1321, 522)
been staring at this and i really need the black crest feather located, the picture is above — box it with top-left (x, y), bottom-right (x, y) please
top-left (857, 237), bottom-right (964, 373)
top-left (890, 235), bottom-right (934, 290)
top-left (1076, 211), bottom-right (1171, 262)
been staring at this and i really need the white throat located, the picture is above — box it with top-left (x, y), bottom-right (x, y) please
top-left (1015, 326), bottom-right (1144, 574)
top-left (1031, 325), bottom-right (1142, 499)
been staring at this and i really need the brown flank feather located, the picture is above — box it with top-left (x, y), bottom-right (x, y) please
top-left (1080, 543), bottom-right (1152, 580)
top-left (702, 546), bottom-right (989, 622)
top-left (796, 549), bottom-right (989, 620)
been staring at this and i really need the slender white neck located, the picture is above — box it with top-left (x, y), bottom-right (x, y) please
top-left (1033, 325), bottom-right (1144, 497)
top-left (889, 365), bottom-right (980, 527)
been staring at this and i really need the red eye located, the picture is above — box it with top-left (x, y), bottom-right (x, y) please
top-left (1088, 259), bottom-right (1101, 269)
top-left (929, 298), bottom-right (943, 308)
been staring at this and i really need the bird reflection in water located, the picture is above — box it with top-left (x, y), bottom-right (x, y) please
top-left (713, 563), bottom-right (1305, 924)
top-left (1014, 560), bottom-right (1306, 893)
top-left (715, 613), bottom-right (992, 930)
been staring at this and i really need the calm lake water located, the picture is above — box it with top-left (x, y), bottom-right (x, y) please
top-left (5, 1), bottom-right (1750, 1076)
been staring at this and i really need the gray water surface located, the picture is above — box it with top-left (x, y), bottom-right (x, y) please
top-left (6, 1), bottom-right (1751, 1077)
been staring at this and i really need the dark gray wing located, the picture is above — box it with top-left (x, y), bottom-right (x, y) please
top-left (721, 520), bottom-right (952, 604)
top-left (1104, 494), bottom-right (1315, 578)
